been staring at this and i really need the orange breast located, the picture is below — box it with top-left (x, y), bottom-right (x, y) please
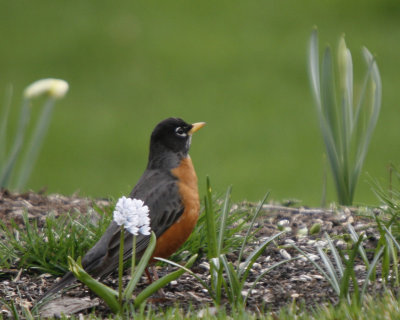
top-left (151, 157), bottom-right (200, 259)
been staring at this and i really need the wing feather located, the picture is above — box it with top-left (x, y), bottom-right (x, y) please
top-left (81, 168), bottom-right (184, 277)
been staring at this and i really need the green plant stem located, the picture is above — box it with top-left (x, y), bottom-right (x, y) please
top-left (123, 232), bottom-right (156, 300)
top-left (0, 99), bottom-right (30, 187)
top-left (131, 235), bottom-right (136, 279)
top-left (217, 186), bottom-right (231, 256)
top-left (118, 226), bottom-right (125, 307)
top-left (0, 85), bottom-right (13, 165)
top-left (205, 176), bottom-right (217, 259)
top-left (15, 97), bottom-right (56, 190)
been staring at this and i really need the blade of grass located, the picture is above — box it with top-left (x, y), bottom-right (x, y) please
top-left (154, 256), bottom-right (214, 302)
top-left (217, 186), bottom-right (232, 256)
top-left (220, 255), bottom-right (242, 304)
top-left (309, 27), bottom-right (321, 108)
top-left (360, 246), bottom-right (384, 301)
top-left (293, 244), bottom-right (340, 295)
top-left (204, 177), bottom-right (217, 259)
top-left (237, 192), bottom-right (270, 267)
top-left (239, 230), bottom-right (284, 280)
top-left (326, 233), bottom-right (344, 277)
top-left (338, 234), bottom-right (364, 302)
top-left (317, 246), bottom-right (341, 296)
top-left (243, 257), bottom-right (298, 306)
top-left (348, 225), bottom-right (369, 267)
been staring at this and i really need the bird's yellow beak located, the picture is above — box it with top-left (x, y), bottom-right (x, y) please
top-left (189, 122), bottom-right (206, 135)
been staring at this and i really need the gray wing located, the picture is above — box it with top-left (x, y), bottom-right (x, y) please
top-left (81, 169), bottom-right (184, 277)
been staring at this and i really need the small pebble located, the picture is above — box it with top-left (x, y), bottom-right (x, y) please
top-left (280, 249), bottom-right (291, 259)
top-left (307, 239), bottom-right (316, 246)
top-left (239, 262), bottom-right (247, 270)
top-left (297, 227), bottom-right (308, 236)
top-left (252, 262), bottom-right (262, 270)
top-left (299, 253), bottom-right (320, 262)
top-left (278, 219), bottom-right (290, 227)
top-left (299, 275), bottom-right (313, 281)
top-left (263, 292), bottom-right (274, 303)
top-left (198, 262), bottom-right (210, 271)
top-left (314, 240), bottom-right (328, 247)
top-left (354, 265), bottom-right (366, 272)
top-left (335, 240), bottom-right (347, 247)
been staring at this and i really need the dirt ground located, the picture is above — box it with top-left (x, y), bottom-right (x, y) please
top-left (0, 190), bottom-right (389, 318)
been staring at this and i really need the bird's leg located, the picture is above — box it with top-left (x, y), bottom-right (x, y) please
top-left (145, 267), bottom-right (153, 284)
top-left (145, 265), bottom-right (165, 297)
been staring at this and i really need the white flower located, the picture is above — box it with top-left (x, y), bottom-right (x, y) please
top-left (113, 196), bottom-right (151, 236)
top-left (24, 78), bottom-right (69, 100)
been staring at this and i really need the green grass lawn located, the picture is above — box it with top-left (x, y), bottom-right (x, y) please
top-left (1, 0), bottom-right (400, 205)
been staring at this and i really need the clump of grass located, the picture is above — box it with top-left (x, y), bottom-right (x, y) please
top-left (373, 164), bottom-right (400, 236)
top-left (294, 223), bottom-right (391, 308)
top-left (371, 164), bottom-right (400, 285)
top-left (308, 29), bottom-right (382, 205)
top-left (168, 178), bottom-right (287, 309)
top-left (0, 204), bottom-right (112, 275)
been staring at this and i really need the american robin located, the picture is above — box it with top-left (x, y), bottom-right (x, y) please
top-left (40, 117), bottom-right (205, 301)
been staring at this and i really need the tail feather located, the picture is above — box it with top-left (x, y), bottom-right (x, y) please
top-left (36, 271), bottom-right (76, 304)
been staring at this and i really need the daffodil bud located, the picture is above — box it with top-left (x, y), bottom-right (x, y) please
top-left (24, 78), bottom-right (69, 100)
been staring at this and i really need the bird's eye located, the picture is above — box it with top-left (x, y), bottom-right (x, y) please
top-left (175, 126), bottom-right (187, 137)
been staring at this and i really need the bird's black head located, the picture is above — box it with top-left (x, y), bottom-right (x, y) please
top-left (147, 117), bottom-right (205, 169)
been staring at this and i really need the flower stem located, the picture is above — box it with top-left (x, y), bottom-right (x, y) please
top-left (118, 226), bottom-right (125, 307)
top-left (131, 235), bottom-right (136, 280)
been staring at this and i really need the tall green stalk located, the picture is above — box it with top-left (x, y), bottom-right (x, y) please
top-left (15, 97), bottom-right (58, 190)
top-left (0, 98), bottom-right (31, 188)
top-left (308, 29), bottom-right (382, 205)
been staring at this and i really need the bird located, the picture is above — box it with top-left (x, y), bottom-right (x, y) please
top-left (39, 117), bottom-right (205, 302)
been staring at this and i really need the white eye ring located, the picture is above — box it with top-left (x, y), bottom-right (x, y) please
top-left (175, 126), bottom-right (187, 137)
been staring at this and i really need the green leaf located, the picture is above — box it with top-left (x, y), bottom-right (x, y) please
top-left (134, 254), bottom-right (198, 307)
top-left (205, 176), bottom-right (218, 259)
top-left (217, 186), bottom-right (231, 256)
top-left (239, 230), bottom-right (284, 281)
top-left (68, 256), bottom-right (119, 313)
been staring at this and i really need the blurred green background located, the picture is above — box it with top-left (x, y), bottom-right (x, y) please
top-left (1, 0), bottom-right (399, 206)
